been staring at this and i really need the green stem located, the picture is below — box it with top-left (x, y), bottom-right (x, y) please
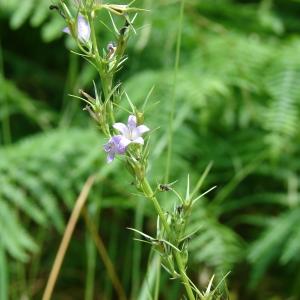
top-left (0, 40), bottom-right (11, 145)
top-left (0, 240), bottom-right (8, 300)
top-left (88, 12), bottom-right (100, 63)
top-left (140, 178), bottom-right (195, 300)
top-left (154, 256), bottom-right (161, 300)
top-left (131, 198), bottom-right (145, 299)
top-left (165, 0), bottom-right (185, 183)
top-left (99, 70), bottom-right (111, 100)
top-left (103, 75), bottom-right (115, 125)
top-left (87, 12), bottom-right (108, 98)
top-left (141, 179), bottom-right (169, 231)
top-left (88, 11), bottom-right (115, 125)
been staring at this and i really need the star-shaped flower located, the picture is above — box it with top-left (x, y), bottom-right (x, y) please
top-left (113, 115), bottom-right (150, 145)
top-left (103, 115), bottom-right (150, 163)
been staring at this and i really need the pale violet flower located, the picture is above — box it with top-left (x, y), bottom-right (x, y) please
top-left (63, 14), bottom-right (90, 43)
top-left (103, 115), bottom-right (150, 163)
top-left (113, 115), bottom-right (150, 145)
top-left (103, 135), bottom-right (130, 163)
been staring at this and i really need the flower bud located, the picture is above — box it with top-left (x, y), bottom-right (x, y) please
top-left (181, 249), bottom-right (189, 267)
top-left (136, 111), bottom-right (144, 125)
top-left (107, 42), bottom-right (117, 59)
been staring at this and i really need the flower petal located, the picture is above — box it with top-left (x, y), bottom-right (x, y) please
top-left (110, 135), bottom-right (131, 154)
top-left (104, 135), bottom-right (131, 163)
top-left (127, 115), bottom-right (137, 129)
top-left (116, 137), bottom-right (131, 153)
top-left (103, 142), bottom-right (111, 153)
top-left (132, 137), bottom-right (144, 145)
top-left (131, 125), bottom-right (149, 140)
top-left (63, 27), bottom-right (71, 35)
top-left (136, 125), bottom-right (150, 135)
top-left (107, 152), bottom-right (115, 163)
top-left (77, 15), bottom-right (90, 43)
top-left (111, 135), bottom-right (123, 144)
top-left (113, 122), bottom-right (129, 137)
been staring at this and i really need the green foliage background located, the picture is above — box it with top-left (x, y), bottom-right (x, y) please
top-left (1, 0), bottom-right (300, 299)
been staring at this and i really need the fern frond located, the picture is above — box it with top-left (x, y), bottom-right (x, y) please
top-left (262, 64), bottom-right (300, 156)
top-left (188, 203), bottom-right (244, 272)
top-left (0, 75), bottom-right (56, 131)
top-left (0, 127), bottom-right (103, 260)
top-left (0, 0), bottom-right (65, 41)
top-left (248, 207), bottom-right (300, 287)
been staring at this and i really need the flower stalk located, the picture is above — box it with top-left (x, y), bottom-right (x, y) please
top-left (140, 177), bottom-right (196, 300)
top-left (55, 1), bottom-right (218, 299)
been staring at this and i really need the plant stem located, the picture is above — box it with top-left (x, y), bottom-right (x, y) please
top-left (88, 12), bottom-right (100, 63)
top-left (140, 178), bottom-right (195, 300)
top-left (131, 198), bottom-right (145, 299)
top-left (154, 255), bottom-right (161, 300)
top-left (88, 12), bottom-right (115, 125)
top-left (165, 0), bottom-right (185, 183)
top-left (0, 240), bottom-right (8, 300)
top-left (0, 41), bottom-right (11, 145)
top-left (87, 12), bottom-right (109, 97)
top-left (84, 209), bottom-right (98, 300)
top-left (82, 208), bottom-right (127, 300)
top-left (42, 175), bottom-right (95, 300)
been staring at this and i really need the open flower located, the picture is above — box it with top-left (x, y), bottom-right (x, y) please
top-left (113, 115), bottom-right (150, 145)
top-left (63, 14), bottom-right (90, 43)
top-left (103, 135), bottom-right (130, 163)
top-left (103, 115), bottom-right (150, 163)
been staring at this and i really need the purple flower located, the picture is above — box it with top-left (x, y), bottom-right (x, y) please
top-left (103, 115), bottom-right (150, 163)
top-left (113, 115), bottom-right (150, 145)
top-left (63, 14), bottom-right (90, 43)
top-left (103, 135), bottom-right (131, 163)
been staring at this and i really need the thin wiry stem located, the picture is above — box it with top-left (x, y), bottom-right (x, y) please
top-left (42, 175), bottom-right (95, 300)
top-left (131, 198), bottom-right (145, 299)
top-left (0, 41), bottom-right (11, 145)
top-left (141, 178), bottom-right (195, 300)
top-left (82, 207), bottom-right (127, 300)
top-left (165, 0), bottom-right (185, 183)
top-left (0, 240), bottom-right (8, 300)
top-left (153, 255), bottom-right (161, 300)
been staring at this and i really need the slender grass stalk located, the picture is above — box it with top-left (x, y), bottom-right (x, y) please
top-left (82, 208), bottom-right (127, 300)
top-left (138, 251), bottom-right (160, 300)
top-left (153, 256), bottom-right (161, 300)
top-left (105, 218), bottom-right (119, 299)
top-left (141, 178), bottom-right (195, 300)
top-left (59, 53), bottom-right (79, 127)
top-left (17, 261), bottom-right (28, 299)
top-left (131, 198), bottom-right (146, 299)
top-left (85, 236), bottom-right (96, 300)
top-left (84, 202), bottom-right (99, 300)
top-left (29, 229), bottom-right (47, 298)
top-left (0, 41), bottom-right (11, 145)
top-left (122, 233), bottom-right (133, 292)
top-left (42, 175), bottom-right (95, 300)
top-left (0, 240), bottom-right (8, 300)
top-left (165, 0), bottom-right (185, 183)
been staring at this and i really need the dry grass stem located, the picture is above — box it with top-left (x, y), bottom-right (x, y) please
top-left (42, 175), bottom-right (96, 300)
